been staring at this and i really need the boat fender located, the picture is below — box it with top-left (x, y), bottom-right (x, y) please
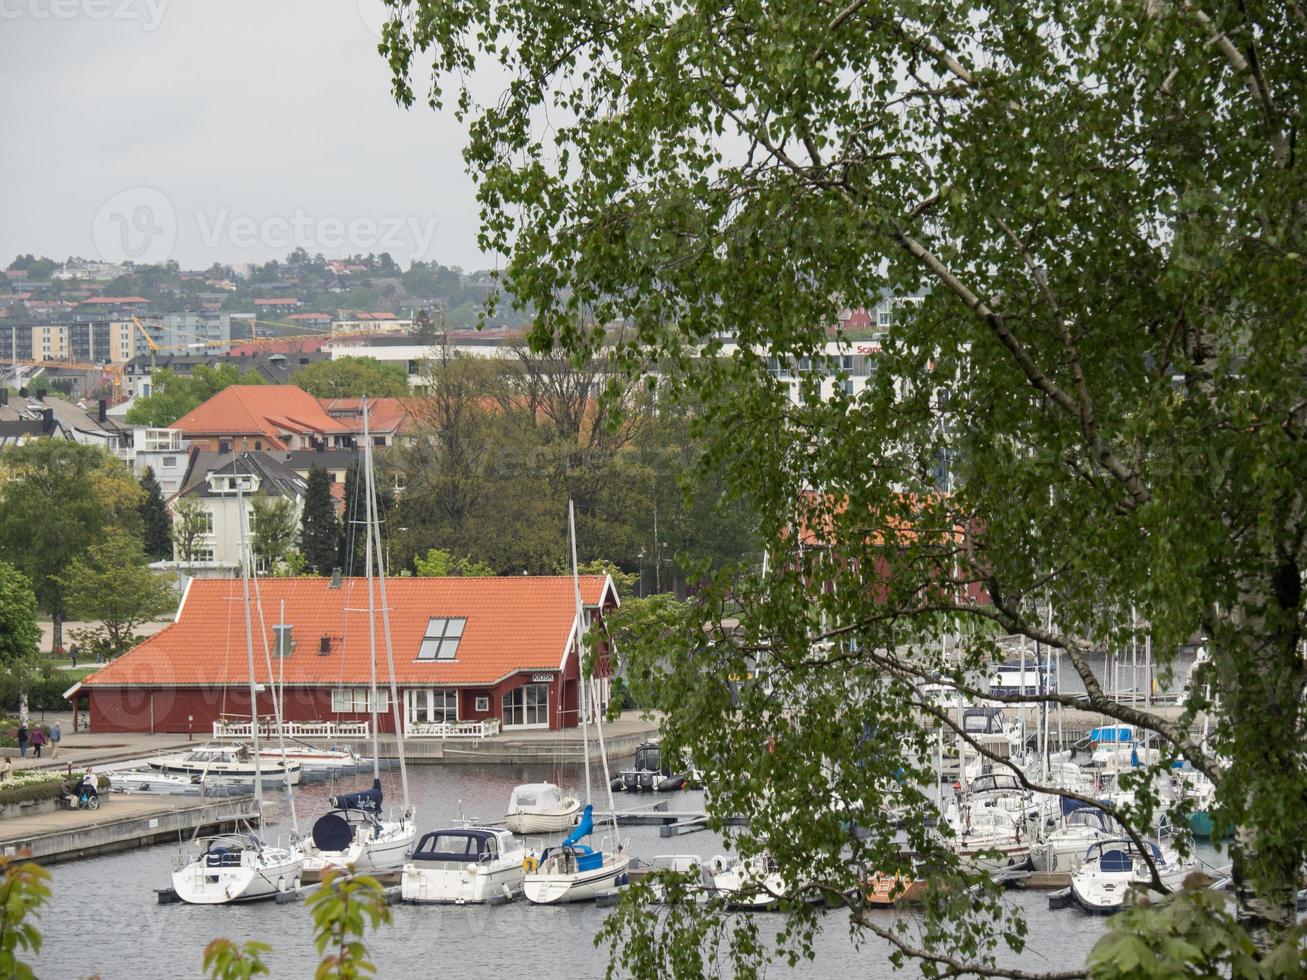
top-left (523, 855), bottom-right (539, 873)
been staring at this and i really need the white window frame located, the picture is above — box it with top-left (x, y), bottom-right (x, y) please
top-left (474, 696), bottom-right (489, 713)
top-left (417, 617), bottom-right (466, 661)
top-left (331, 687), bottom-right (388, 713)
top-left (501, 683), bottom-right (550, 729)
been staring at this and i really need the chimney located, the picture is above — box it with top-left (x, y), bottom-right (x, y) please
top-left (329, 567), bottom-right (342, 589)
top-left (98, 398), bottom-right (107, 423)
top-left (318, 635), bottom-right (332, 655)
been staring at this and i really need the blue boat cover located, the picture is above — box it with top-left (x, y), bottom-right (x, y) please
top-left (1099, 849), bottom-right (1132, 872)
top-left (330, 778), bottom-right (383, 813)
top-left (562, 803), bottom-right (594, 848)
top-left (1090, 726), bottom-right (1133, 744)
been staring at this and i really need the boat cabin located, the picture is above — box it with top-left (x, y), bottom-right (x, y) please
top-left (1065, 808), bottom-right (1115, 834)
top-left (968, 772), bottom-right (1023, 796)
top-left (411, 828), bottom-right (510, 866)
top-left (1084, 839), bottom-right (1162, 872)
top-left (510, 783), bottom-right (566, 813)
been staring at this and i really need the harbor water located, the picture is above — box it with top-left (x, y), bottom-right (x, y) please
top-left (32, 763), bottom-right (1128, 979)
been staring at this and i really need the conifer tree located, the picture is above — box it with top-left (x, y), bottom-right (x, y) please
top-left (299, 466), bottom-right (340, 575)
top-left (139, 467), bottom-right (172, 561)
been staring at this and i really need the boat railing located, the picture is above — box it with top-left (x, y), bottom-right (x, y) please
top-left (404, 718), bottom-right (501, 739)
top-left (212, 720), bottom-right (371, 740)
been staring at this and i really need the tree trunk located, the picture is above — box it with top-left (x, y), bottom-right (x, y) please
top-left (18, 690), bottom-right (29, 727)
top-left (1219, 559), bottom-right (1306, 952)
top-left (52, 612), bottom-right (63, 655)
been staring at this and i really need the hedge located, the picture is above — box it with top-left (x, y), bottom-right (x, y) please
top-left (0, 672), bottom-right (82, 713)
top-left (0, 772), bottom-right (108, 807)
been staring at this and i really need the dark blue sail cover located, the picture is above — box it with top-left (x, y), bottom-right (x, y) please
top-left (561, 803), bottom-right (594, 848)
top-left (312, 812), bottom-right (355, 852)
top-left (330, 778), bottom-right (383, 813)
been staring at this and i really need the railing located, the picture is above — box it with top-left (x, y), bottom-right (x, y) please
top-left (404, 718), bottom-right (501, 739)
top-left (212, 720), bottom-right (371, 740)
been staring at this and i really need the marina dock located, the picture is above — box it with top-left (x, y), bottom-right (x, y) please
top-left (0, 795), bottom-right (258, 865)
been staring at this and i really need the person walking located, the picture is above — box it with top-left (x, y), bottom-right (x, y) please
top-left (50, 721), bottom-right (61, 759)
top-left (15, 723), bottom-right (28, 759)
top-left (29, 725), bottom-right (45, 759)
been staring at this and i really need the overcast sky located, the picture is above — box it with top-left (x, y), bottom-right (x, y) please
top-left (0, 0), bottom-right (492, 271)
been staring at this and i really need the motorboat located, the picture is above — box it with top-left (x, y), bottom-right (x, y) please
top-left (611, 741), bottom-right (688, 793)
top-left (300, 779), bottom-right (417, 879)
top-left (1033, 807), bottom-right (1116, 873)
top-left (401, 827), bottom-right (526, 904)
top-left (866, 872), bottom-right (928, 907)
top-left (1069, 838), bottom-right (1195, 913)
top-left (147, 743), bottom-right (302, 785)
top-left (709, 854), bottom-right (786, 910)
top-left (255, 741), bottom-right (363, 773)
top-left (524, 803), bottom-right (630, 904)
top-left (641, 854), bottom-right (714, 903)
top-left (171, 833), bottom-right (301, 904)
top-left (108, 768), bottom-right (205, 796)
top-left (505, 782), bottom-right (582, 835)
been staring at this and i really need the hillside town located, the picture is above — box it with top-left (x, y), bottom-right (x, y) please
top-left (3, 3), bottom-right (1303, 980)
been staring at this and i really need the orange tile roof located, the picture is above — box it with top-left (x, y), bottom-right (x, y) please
top-left (318, 397), bottom-right (415, 433)
top-left (84, 575), bottom-right (616, 689)
top-left (173, 385), bottom-right (351, 440)
top-left (81, 296), bottom-right (149, 304)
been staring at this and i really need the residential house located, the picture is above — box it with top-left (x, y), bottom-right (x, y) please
top-left (170, 450), bottom-right (307, 566)
top-left (116, 426), bottom-right (191, 496)
top-left (71, 574), bottom-right (618, 735)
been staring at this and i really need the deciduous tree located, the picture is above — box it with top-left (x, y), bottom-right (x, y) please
top-left (172, 497), bottom-right (209, 564)
top-left (60, 529), bottom-right (176, 657)
top-left (250, 494), bottom-right (298, 572)
top-left (125, 364), bottom-right (265, 428)
top-left (0, 562), bottom-right (40, 725)
top-left (384, 1), bottom-right (1307, 974)
top-left (0, 440), bottom-right (143, 652)
top-left (291, 356), bottom-right (409, 399)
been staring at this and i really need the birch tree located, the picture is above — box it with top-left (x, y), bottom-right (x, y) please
top-left (380, 1), bottom-right (1307, 972)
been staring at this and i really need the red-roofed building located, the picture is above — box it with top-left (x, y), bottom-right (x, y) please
top-left (171, 385), bottom-right (350, 452)
top-left (72, 575), bottom-right (619, 734)
top-left (81, 296), bottom-right (151, 311)
top-left (171, 385), bottom-right (414, 450)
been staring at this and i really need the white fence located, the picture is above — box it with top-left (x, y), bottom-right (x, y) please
top-left (213, 720), bottom-right (371, 740)
top-left (404, 718), bottom-right (501, 739)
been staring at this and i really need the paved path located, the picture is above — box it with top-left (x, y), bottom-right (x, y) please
top-left (6, 713), bottom-right (193, 773)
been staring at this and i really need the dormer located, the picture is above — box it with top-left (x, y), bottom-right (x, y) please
top-left (206, 472), bottom-right (260, 495)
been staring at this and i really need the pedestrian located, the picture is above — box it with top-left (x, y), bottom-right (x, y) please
top-left (1, 756), bottom-right (11, 781)
top-left (29, 725), bottom-right (45, 759)
top-left (51, 721), bottom-right (61, 759)
top-left (16, 723), bottom-right (28, 759)
top-left (69, 643), bottom-right (78, 669)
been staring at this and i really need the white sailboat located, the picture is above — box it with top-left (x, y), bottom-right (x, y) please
top-left (170, 481), bottom-right (303, 904)
top-left (523, 501), bottom-right (629, 905)
top-left (301, 397), bottom-right (417, 878)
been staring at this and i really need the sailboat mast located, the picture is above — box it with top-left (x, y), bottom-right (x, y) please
top-left (236, 478), bottom-right (265, 832)
top-left (363, 397), bottom-right (410, 805)
top-left (569, 500), bottom-right (593, 806)
top-left (364, 448), bottom-right (382, 782)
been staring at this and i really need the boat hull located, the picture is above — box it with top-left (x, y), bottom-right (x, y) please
top-left (523, 854), bottom-right (629, 904)
top-left (504, 803), bottom-right (581, 835)
top-left (301, 818), bottom-right (417, 877)
top-left (402, 859), bottom-right (525, 904)
top-left (172, 849), bottom-right (302, 904)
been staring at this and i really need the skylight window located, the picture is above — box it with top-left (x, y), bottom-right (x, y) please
top-left (417, 617), bottom-right (465, 661)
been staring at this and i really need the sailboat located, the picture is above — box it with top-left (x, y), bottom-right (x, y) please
top-left (301, 397), bottom-right (417, 878)
top-left (523, 502), bottom-right (629, 905)
top-left (170, 479), bottom-right (304, 904)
